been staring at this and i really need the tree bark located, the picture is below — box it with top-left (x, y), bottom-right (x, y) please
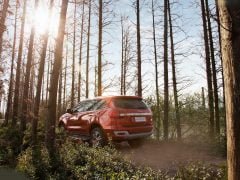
top-left (205, 0), bottom-right (220, 135)
top-left (168, 0), bottom-right (181, 140)
top-left (97, 0), bottom-right (103, 96)
top-left (163, 0), bottom-right (169, 140)
top-left (45, 0), bottom-right (68, 154)
top-left (5, 2), bottom-right (18, 125)
top-left (136, 0), bottom-right (142, 97)
top-left (200, 0), bottom-right (214, 137)
top-left (218, 1), bottom-right (240, 179)
top-left (32, 0), bottom-right (54, 145)
top-left (120, 16), bottom-right (124, 95)
top-left (0, 0), bottom-right (10, 59)
top-left (63, 35), bottom-right (68, 110)
top-left (85, 0), bottom-right (91, 98)
top-left (21, 0), bottom-right (39, 132)
top-left (215, 0), bottom-right (226, 132)
top-left (12, 0), bottom-right (27, 126)
top-left (71, 0), bottom-right (77, 106)
top-left (151, 0), bottom-right (161, 140)
top-left (201, 87), bottom-right (206, 109)
top-left (78, 0), bottom-right (85, 102)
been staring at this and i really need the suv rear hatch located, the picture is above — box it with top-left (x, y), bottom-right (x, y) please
top-left (110, 97), bottom-right (152, 129)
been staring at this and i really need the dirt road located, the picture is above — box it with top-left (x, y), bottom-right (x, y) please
top-left (118, 140), bottom-right (226, 172)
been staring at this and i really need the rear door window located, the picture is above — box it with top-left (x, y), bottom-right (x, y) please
top-left (73, 100), bottom-right (96, 112)
top-left (113, 98), bottom-right (148, 109)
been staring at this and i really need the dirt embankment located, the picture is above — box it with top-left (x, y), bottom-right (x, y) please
top-left (118, 140), bottom-right (226, 172)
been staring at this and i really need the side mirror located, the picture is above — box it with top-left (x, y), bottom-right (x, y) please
top-left (66, 108), bottom-right (72, 114)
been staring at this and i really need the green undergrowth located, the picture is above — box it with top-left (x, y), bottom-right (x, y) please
top-left (16, 140), bottom-right (167, 179)
top-left (0, 125), bottom-right (227, 180)
top-left (16, 140), bottom-right (226, 180)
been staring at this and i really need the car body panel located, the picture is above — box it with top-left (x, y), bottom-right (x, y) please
top-left (59, 96), bottom-right (153, 141)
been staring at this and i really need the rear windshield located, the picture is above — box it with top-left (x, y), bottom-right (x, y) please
top-left (113, 98), bottom-right (148, 109)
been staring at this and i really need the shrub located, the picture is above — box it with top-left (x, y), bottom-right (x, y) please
top-left (17, 139), bottom-right (167, 179)
top-left (0, 126), bottom-right (22, 166)
top-left (175, 162), bottom-right (227, 180)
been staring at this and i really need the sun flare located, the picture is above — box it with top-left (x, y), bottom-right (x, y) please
top-left (26, 1), bottom-right (59, 37)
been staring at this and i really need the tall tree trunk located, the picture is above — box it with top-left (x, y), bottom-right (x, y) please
top-left (5, 2), bottom-right (18, 125)
top-left (58, 69), bottom-right (62, 118)
top-left (120, 16), bottom-right (124, 95)
top-left (202, 87), bottom-right (206, 109)
top-left (136, 0), bottom-right (142, 97)
top-left (163, 0), bottom-right (169, 140)
top-left (32, 0), bottom-right (54, 145)
top-left (45, 0), bottom-right (68, 154)
top-left (152, 0), bottom-right (161, 140)
top-left (0, 0), bottom-right (10, 59)
top-left (78, 0), bottom-right (85, 102)
top-left (45, 52), bottom-right (50, 104)
top-left (12, 0), bottom-right (27, 126)
top-left (94, 61), bottom-right (97, 96)
top-left (168, 0), bottom-right (181, 140)
top-left (123, 34), bottom-right (127, 95)
top-left (86, 0), bottom-right (91, 98)
top-left (218, 1), bottom-right (240, 179)
top-left (205, 0), bottom-right (220, 135)
top-left (63, 36), bottom-right (68, 109)
top-left (200, 0), bottom-right (214, 137)
top-left (21, 0), bottom-right (39, 132)
top-left (97, 0), bottom-right (103, 96)
top-left (71, 0), bottom-right (77, 106)
top-left (215, 0), bottom-right (226, 131)
top-left (29, 54), bottom-right (35, 110)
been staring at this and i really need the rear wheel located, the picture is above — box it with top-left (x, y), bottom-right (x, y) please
top-left (90, 127), bottom-right (106, 147)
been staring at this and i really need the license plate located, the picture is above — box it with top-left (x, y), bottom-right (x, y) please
top-left (134, 117), bottom-right (146, 122)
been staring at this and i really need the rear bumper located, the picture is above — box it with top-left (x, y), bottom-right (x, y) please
top-left (105, 128), bottom-right (153, 141)
top-left (113, 131), bottom-right (152, 140)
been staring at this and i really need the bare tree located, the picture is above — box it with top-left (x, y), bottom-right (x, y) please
top-left (21, 0), bottom-right (39, 132)
top-left (32, 0), bottom-right (54, 144)
top-left (0, 0), bottom-right (10, 59)
top-left (45, 0), bottom-right (68, 154)
top-left (163, 0), bottom-right (169, 140)
top-left (71, 0), bottom-right (77, 106)
top-left (151, 0), bottom-right (161, 140)
top-left (85, 0), bottom-right (91, 98)
top-left (5, 1), bottom-right (18, 125)
top-left (12, 0), bottom-right (27, 126)
top-left (97, 0), bottom-right (103, 96)
top-left (218, 1), bottom-right (240, 179)
top-left (200, 0), bottom-right (214, 137)
top-left (136, 0), bottom-right (142, 97)
top-left (168, 0), bottom-right (181, 140)
top-left (78, 0), bottom-right (85, 102)
top-left (205, 0), bottom-right (220, 135)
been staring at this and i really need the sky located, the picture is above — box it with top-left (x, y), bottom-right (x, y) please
top-left (0, 0), bottom-right (223, 111)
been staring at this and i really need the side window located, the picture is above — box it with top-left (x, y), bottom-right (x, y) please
top-left (92, 100), bottom-right (107, 110)
top-left (72, 103), bottom-right (81, 113)
top-left (77, 100), bottom-right (93, 112)
top-left (72, 99), bottom-right (107, 112)
top-left (72, 100), bottom-right (92, 113)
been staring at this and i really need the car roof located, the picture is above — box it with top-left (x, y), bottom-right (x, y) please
top-left (94, 95), bottom-right (142, 100)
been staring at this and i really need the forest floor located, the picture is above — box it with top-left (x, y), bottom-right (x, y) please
top-left (117, 140), bottom-right (226, 174)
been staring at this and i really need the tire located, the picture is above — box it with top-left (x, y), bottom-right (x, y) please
top-left (128, 139), bottom-right (144, 148)
top-left (90, 127), bottom-right (106, 147)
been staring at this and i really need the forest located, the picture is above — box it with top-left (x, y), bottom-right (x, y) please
top-left (0, 0), bottom-right (239, 179)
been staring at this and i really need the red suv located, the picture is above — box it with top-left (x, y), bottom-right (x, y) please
top-left (59, 96), bottom-right (153, 146)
